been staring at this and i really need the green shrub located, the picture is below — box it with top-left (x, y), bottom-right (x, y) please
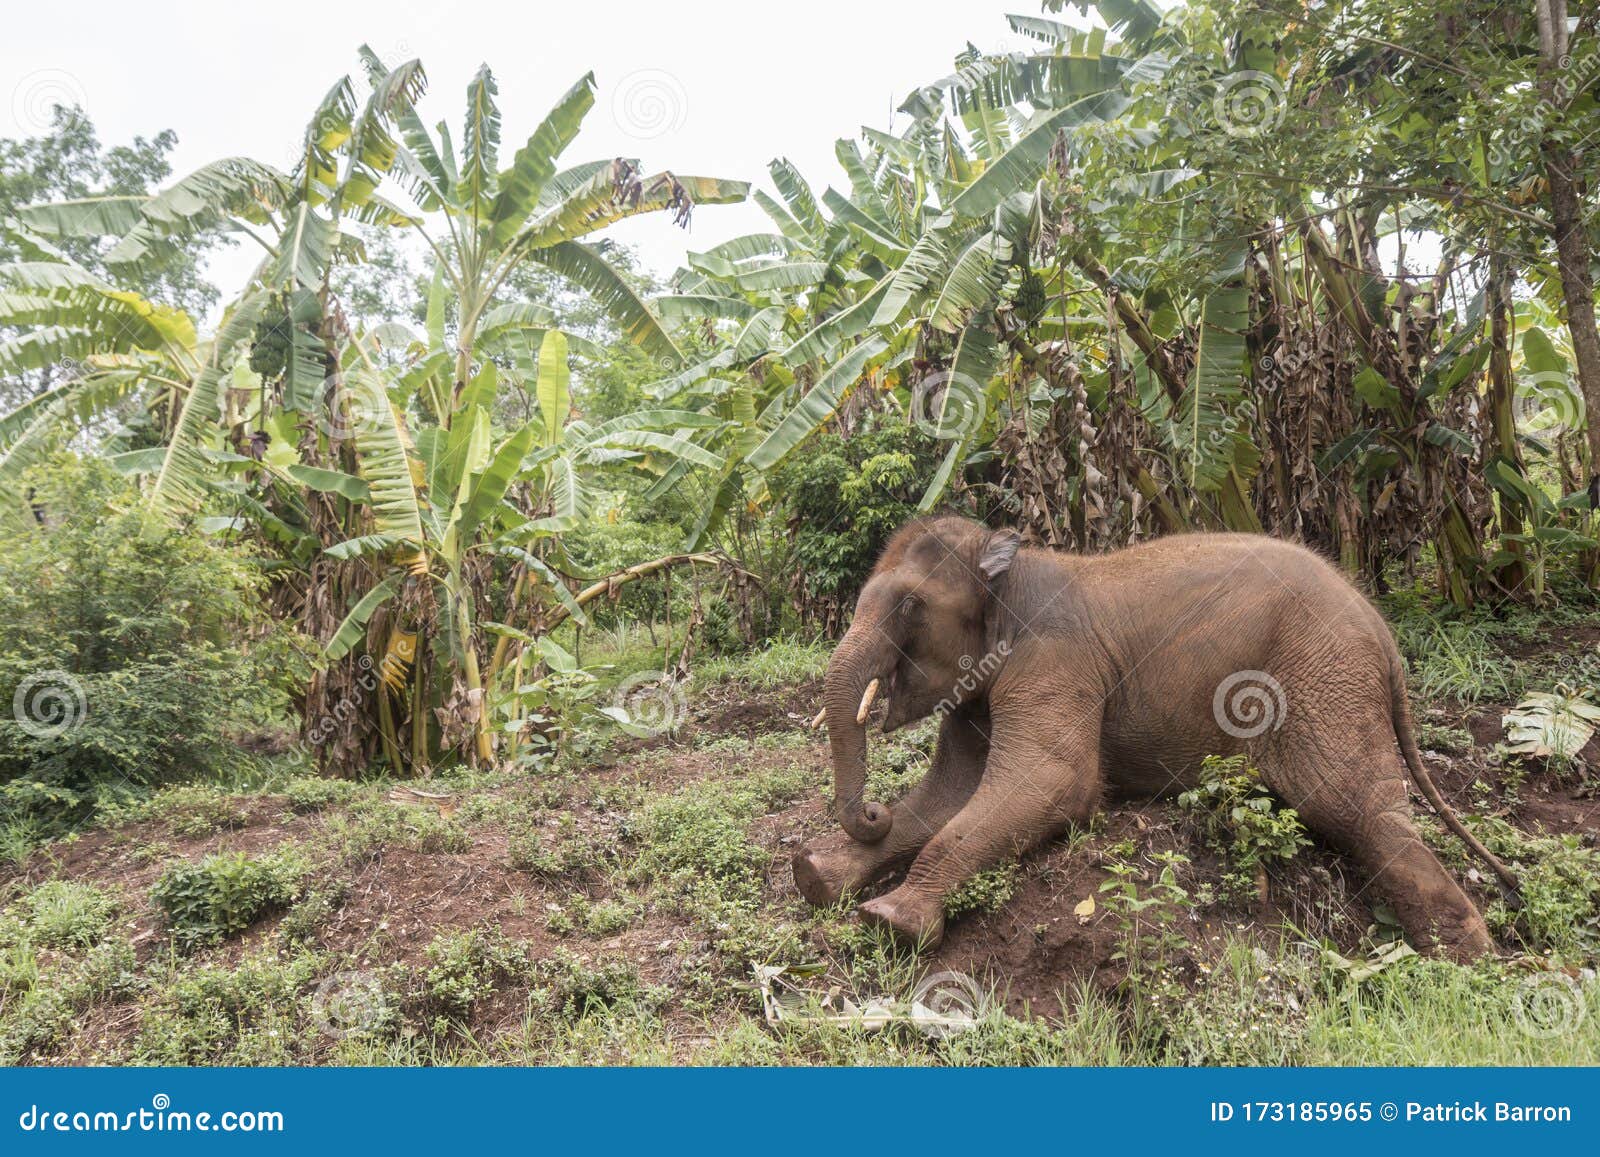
top-left (135, 784), bottom-right (252, 837)
top-left (769, 421), bottom-right (946, 616)
top-left (0, 455), bottom-right (312, 840)
top-left (20, 880), bottom-right (118, 950)
top-left (423, 927), bottom-right (532, 1015)
top-left (508, 819), bottom-right (615, 881)
top-left (533, 949), bottom-right (643, 1020)
top-left (1472, 818), bottom-right (1600, 958)
top-left (944, 862), bottom-right (1019, 919)
top-left (283, 777), bottom-right (361, 813)
top-left (130, 949), bottom-right (323, 1065)
top-left (561, 520), bottom-right (685, 631)
top-left (150, 850), bottom-right (307, 951)
top-left (1178, 755), bottom-right (1310, 902)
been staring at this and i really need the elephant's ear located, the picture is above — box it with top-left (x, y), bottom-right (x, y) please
top-left (978, 528), bottom-right (1021, 581)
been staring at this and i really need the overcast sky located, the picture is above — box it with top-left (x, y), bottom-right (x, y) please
top-left (4, 0), bottom-right (1064, 297)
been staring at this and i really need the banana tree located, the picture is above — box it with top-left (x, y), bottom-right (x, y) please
top-left (645, 8), bottom-right (1161, 543)
top-left (0, 51), bottom-right (430, 515)
top-left (361, 52), bottom-right (746, 421)
top-left (316, 326), bottom-right (729, 769)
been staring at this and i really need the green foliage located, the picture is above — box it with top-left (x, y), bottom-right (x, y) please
top-left (0, 456), bottom-right (311, 839)
top-left (1397, 620), bottom-right (1519, 705)
top-left (628, 764), bottom-right (812, 986)
top-left (944, 861), bottom-right (1019, 919)
top-left (531, 948), bottom-right (644, 1022)
top-left (1472, 818), bottom-right (1600, 959)
top-left (768, 422), bottom-right (946, 609)
top-left (324, 800), bottom-right (471, 860)
top-left (1415, 721), bottom-right (1475, 755)
top-left (130, 949), bottom-right (323, 1065)
top-left (0, 106), bottom-right (218, 324)
top-left (1178, 755), bottom-right (1311, 902)
top-left (0, 935), bottom-right (138, 1063)
top-left (545, 894), bottom-right (641, 938)
top-left (1131, 940), bottom-right (1315, 1066)
top-left (16, 880), bottom-right (118, 950)
top-left (126, 784), bottom-right (253, 837)
top-left (695, 637), bottom-right (832, 687)
top-left (283, 776), bottom-right (362, 813)
top-left (423, 927), bottom-right (532, 1016)
top-left (698, 598), bottom-right (744, 656)
top-left (508, 815), bottom-right (615, 882)
top-left (1099, 852), bottom-right (1197, 971)
top-left (150, 849), bottom-right (307, 952)
top-left (562, 520), bottom-right (686, 630)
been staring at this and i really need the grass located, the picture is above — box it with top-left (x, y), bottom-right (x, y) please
top-left (694, 637), bottom-right (832, 687)
top-left (4, 597), bottom-right (1600, 1067)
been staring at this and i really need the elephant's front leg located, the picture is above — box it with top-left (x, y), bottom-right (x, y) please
top-left (793, 704), bottom-right (990, 906)
top-left (860, 697), bottom-right (1103, 948)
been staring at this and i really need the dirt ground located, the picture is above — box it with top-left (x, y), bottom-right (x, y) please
top-left (10, 635), bottom-right (1599, 1062)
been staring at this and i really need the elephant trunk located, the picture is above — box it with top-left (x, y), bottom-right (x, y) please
top-left (823, 614), bottom-right (894, 844)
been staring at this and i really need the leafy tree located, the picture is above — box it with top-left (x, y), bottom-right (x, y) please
top-left (0, 106), bottom-right (218, 318)
top-left (0, 455), bottom-right (309, 835)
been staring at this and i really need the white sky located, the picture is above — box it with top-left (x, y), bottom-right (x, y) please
top-left (4, 0), bottom-right (1046, 297)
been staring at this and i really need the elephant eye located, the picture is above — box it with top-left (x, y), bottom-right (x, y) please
top-left (897, 595), bottom-right (922, 619)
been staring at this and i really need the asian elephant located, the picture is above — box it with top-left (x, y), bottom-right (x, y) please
top-left (792, 515), bottom-right (1518, 958)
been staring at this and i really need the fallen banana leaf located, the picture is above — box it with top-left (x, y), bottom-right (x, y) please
top-left (1323, 939), bottom-right (1416, 984)
top-left (752, 963), bottom-right (980, 1035)
top-left (387, 786), bottom-right (457, 816)
top-left (1502, 688), bottom-right (1600, 759)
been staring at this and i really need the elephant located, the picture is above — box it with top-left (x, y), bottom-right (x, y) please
top-left (792, 515), bottom-right (1519, 958)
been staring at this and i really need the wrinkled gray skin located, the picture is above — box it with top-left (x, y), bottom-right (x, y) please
top-left (793, 516), bottom-right (1518, 958)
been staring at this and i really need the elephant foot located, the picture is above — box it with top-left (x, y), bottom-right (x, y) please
top-left (793, 844), bottom-right (877, 907)
top-left (1425, 910), bottom-right (1495, 963)
top-left (793, 847), bottom-right (850, 907)
top-left (859, 890), bottom-right (945, 951)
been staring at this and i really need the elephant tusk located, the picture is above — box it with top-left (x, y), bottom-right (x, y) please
top-left (810, 707), bottom-right (826, 730)
top-left (856, 679), bottom-right (880, 724)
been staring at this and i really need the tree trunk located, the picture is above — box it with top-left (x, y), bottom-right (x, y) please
top-left (1536, 0), bottom-right (1600, 505)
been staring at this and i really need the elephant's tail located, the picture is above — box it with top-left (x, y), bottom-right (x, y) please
top-left (1387, 655), bottom-right (1522, 899)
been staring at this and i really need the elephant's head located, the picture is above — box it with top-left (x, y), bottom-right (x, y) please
top-left (823, 517), bottom-right (1021, 842)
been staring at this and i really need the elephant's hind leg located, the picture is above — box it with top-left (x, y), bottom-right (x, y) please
top-left (793, 705), bottom-right (989, 907)
top-left (859, 701), bottom-right (1102, 949)
top-left (1263, 724), bottom-right (1493, 959)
